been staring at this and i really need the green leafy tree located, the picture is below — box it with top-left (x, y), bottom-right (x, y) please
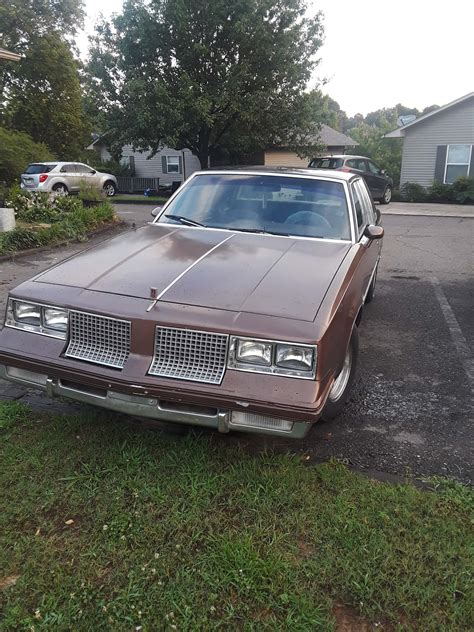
top-left (86, 0), bottom-right (325, 167)
top-left (5, 34), bottom-right (89, 157)
top-left (0, 127), bottom-right (53, 185)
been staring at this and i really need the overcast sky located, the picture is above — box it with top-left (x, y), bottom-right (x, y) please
top-left (79, 0), bottom-right (474, 116)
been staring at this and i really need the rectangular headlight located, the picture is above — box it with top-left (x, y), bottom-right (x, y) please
top-left (6, 298), bottom-right (68, 340)
top-left (275, 344), bottom-right (314, 373)
top-left (236, 339), bottom-right (272, 366)
top-left (13, 301), bottom-right (41, 326)
top-left (228, 336), bottom-right (317, 379)
top-left (43, 307), bottom-right (68, 332)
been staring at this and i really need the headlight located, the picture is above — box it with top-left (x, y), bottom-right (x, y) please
top-left (43, 307), bottom-right (68, 332)
top-left (6, 298), bottom-right (68, 339)
top-left (229, 336), bottom-right (316, 379)
top-left (236, 339), bottom-right (272, 365)
top-left (13, 302), bottom-right (41, 326)
top-left (275, 344), bottom-right (314, 372)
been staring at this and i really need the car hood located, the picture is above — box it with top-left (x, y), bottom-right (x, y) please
top-left (34, 224), bottom-right (351, 322)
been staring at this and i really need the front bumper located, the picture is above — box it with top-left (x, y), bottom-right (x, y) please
top-left (0, 364), bottom-right (312, 439)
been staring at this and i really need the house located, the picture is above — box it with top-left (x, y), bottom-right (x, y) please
top-left (262, 124), bottom-right (358, 168)
top-left (87, 137), bottom-right (201, 186)
top-left (385, 92), bottom-right (474, 188)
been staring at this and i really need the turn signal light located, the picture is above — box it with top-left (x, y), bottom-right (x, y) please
top-left (39, 174), bottom-right (48, 183)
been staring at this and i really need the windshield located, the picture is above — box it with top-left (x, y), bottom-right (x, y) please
top-left (24, 164), bottom-right (56, 174)
top-left (157, 174), bottom-right (351, 240)
top-left (308, 158), bottom-right (344, 169)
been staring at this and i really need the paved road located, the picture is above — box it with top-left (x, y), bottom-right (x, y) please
top-left (1, 211), bottom-right (472, 482)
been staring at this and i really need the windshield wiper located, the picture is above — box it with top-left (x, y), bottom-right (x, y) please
top-left (164, 214), bottom-right (205, 227)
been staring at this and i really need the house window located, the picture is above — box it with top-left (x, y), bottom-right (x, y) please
top-left (444, 144), bottom-right (472, 184)
top-left (166, 156), bottom-right (181, 174)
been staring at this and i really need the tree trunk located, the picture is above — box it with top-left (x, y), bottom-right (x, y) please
top-left (197, 127), bottom-right (211, 169)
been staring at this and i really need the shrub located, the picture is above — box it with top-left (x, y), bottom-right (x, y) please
top-left (427, 181), bottom-right (454, 202)
top-left (0, 227), bottom-right (43, 252)
top-left (7, 186), bottom-right (82, 223)
top-left (78, 180), bottom-right (105, 203)
top-left (400, 182), bottom-right (427, 202)
top-left (0, 127), bottom-right (54, 186)
top-left (451, 177), bottom-right (474, 204)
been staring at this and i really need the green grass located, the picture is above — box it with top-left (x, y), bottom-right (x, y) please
top-left (113, 194), bottom-right (168, 203)
top-left (0, 401), bottom-right (472, 630)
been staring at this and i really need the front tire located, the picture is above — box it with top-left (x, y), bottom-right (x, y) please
top-left (380, 185), bottom-right (392, 204)
top-left (103, 181), bottom-right (117, 197)
top-left (321, 327), bottom-right (359, 421)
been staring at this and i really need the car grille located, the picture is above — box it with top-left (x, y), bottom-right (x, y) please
top-left (65, 311), bottom-right (131, 369)
top-left (149, 326), bottom-right (228, 385)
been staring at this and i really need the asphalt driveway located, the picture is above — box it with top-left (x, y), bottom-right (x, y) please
top-left (0, 208), bottom-right (472, 483)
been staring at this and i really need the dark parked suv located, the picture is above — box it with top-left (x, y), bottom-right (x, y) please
top-left (309, 155), bottom-right (393, 204)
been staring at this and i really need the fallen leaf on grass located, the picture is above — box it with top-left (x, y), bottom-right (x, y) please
top-left (65, 519), bottom-right (74, 525)
top-left (0, 575), bottom-right (20, 590)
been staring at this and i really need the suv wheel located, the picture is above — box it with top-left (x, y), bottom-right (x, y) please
top-left (103, 181), bottom-right (117, 197)
top-left (52, 183), bottom-right (69, 196)
top-left (380, 186), bottom-right (392, 205)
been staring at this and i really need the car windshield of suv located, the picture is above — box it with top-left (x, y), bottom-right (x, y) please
top-left (157, 174), bottom-right (351, 240)
top-left (24, 164), bottom-right (56, 174)
top-left (308, 158), bottom-right (344, 169)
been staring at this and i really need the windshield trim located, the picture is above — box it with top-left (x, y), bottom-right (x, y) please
top-left (153, 171), bottom-right (356, 244)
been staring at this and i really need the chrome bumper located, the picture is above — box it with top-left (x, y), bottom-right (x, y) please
top-left (0, 364), bottom-right (311, 439)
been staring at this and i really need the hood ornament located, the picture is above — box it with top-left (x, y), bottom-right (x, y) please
top-left (147, 287), bottom-right (158, 312)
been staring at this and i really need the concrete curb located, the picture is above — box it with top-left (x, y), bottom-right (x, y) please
top-left (383, 210), bottom-right (473, 218)
top-left (0, 221), bottom-right (126, 263)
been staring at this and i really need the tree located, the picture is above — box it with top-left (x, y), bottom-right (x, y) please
top-left (0, 127), bottom-right (53, 185)
top-left (86, 0), bottom-right (325, 167)
top-left (5, 34), bottom-right (90, 158)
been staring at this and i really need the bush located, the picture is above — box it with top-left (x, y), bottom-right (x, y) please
top-left (78, 179), bottom-right (106, 203)
top-left (7, 185), bottom-right (83, 223)
top-left (0, 127), bottom-right (54, 186)
top-left (401, 177), bottom-right (474, 204)
top-left (451, 176), bottom-right (474, 204)
top-left (0, 199), bottom-right (116, 255)
top-left (400, 181), bottom-right (427, 202)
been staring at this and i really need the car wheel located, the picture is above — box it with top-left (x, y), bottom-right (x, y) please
top-left (365, 264), bottom-right (378, 304)
top-left (103, 181), bottom-right (117, 197)
top-left (52, 183), bottom-right (69, 196)
top-left (321, 326), bottom-right (359, 421)
top-left (380, 186), bottom-right (392, 204)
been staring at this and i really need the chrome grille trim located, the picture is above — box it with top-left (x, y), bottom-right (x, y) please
top-left (149, 326), bottom-right (229, 384)
top-left (65, 311), bottom-right (131, 369)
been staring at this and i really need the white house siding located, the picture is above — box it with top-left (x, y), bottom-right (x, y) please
top-left (399, 97), bottom-right (474, 188)
top-left (92, 143), bottom-right (201, 185)
top-left (119, 145), bottom-right (201, 185)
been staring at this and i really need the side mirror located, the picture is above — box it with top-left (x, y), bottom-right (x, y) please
top-left (380, 169), bottom-right (386, 175)
top-left (91, 169), bottom-right (97, 175)
top-left (151, 206), bottom-right (162, 218)
top-left (364, 224), bottom-right (384, 240)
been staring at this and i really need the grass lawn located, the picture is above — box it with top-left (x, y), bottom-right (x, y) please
top-left (114, 194), bottom-right (168, 203)
top-left (0, 401), bottom-right (472, 631)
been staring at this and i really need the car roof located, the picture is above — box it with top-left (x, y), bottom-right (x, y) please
top-left (201, 166), bottom-right (357, 182)
top-left (315, 154), bottom-right (371, 160)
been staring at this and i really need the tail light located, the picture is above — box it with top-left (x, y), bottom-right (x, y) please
top-left (337, 167), bottom-right (352, 172)
top-left (39, 174), bottom-right (48, 183)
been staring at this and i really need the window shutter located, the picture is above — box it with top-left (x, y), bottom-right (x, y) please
top-left (178, 156), bottom-right (183, 174)
top-left (161, 156), bottom-right (168, 174)
top-left (469, 147), bottom-right (474, 178)
top-left (434, 145), bottom-right (447, 182)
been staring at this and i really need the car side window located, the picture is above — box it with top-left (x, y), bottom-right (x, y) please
top-left (346, 159), bottom-right (367, 172)
top-left (367, 161), bottom-right (380, 175)
top-left (76, 164), bottom-right (94, 174)
top-left (351, 182), bottom-right (365, 235)
top-left (355, 179), bottom-right (376, 226)
top-left (60, 164), bottom-right (75, 173)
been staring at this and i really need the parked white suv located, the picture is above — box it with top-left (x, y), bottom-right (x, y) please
top-left (20, 162), bottom-right (118, 197)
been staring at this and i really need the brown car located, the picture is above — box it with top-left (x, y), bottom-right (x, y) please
top-left (0, 168), bottom-right (383, 438)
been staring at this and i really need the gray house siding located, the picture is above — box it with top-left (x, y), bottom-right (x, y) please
top-left (399, 97), bottom-right (474, 188)
top-left (92, 143), bottom-right (201, 185)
